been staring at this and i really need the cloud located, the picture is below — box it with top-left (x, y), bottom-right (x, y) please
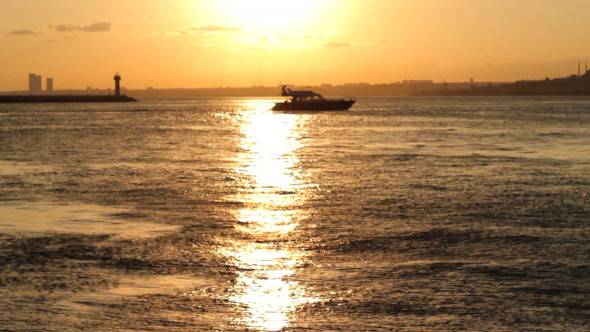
top-left (8, 29), bottom-right (41, 36)
top-left (276, 34), bottom-right (295, 39)
top-left (160, 25), bottom-right (243, 36)
top-left (152, 31), bottom-right (170, 37)
top-left (254, 34), bottom-right (325, 44)
top-left (52, 22), bottom-right (111, 32)
top-left (53, 25), bottom-right (76, 32)
top-left (242, 46), bottom-right (267, 51)
top-left (81, 22), bottom-right (111, 32)
top-left (177, 27), bottom-right (205, 34)
top-left (323, 41), bottom-right (351, 48)
top-left (198, 25), bottom-right (242, 32)
top-left (184, 25), bottom-right (243, 33)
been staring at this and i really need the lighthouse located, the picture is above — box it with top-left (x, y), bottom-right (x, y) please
top-left (114, 73), bottom-right (121, 96)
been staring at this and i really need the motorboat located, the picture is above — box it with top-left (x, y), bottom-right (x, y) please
top-left (272, 86), bottom-right (355, 111)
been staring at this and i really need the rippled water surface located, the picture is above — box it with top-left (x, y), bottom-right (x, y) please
top-left (1, 97), bottom-right (589, 331)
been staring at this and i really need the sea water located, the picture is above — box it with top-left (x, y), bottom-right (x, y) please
top-left (0, 97), bottom-right (589, 331)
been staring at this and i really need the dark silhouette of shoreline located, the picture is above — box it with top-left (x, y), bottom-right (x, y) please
top-left (0, 94), bottom-right (137, 103)
top-left (428, 70), bottom-right (590, 96)
top-left (103, 70), bottom-right (590, 98)
top-left (3, 71), bottom-right (590, 100)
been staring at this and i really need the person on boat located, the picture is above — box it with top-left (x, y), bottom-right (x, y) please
top-left (282, 85), bottom-right (301, 102)
top-left (281, 86), bottom-right (292, 96)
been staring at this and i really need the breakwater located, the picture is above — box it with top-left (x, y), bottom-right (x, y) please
top-left (0, 95), bottom-right (137, 103)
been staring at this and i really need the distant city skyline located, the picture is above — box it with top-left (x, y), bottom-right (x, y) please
top-left (26, 73), bottom-right (54, 93)
top-left (2, 0), bottom-right (590, 91)
top-left (9, 62), bottom-right (589, 95)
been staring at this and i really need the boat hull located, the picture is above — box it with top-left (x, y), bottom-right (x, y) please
top-left (273, 99), bottom-right (355, 111)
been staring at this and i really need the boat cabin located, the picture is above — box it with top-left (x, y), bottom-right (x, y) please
top-left (281, 86), bottom-right (326, 102)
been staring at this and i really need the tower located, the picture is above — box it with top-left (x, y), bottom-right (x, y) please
top-left (46, 78), bottom-right (53, 92)
top-left (114, 73), bottom-right (121, 96)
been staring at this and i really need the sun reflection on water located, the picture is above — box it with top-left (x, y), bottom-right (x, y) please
top-left (217, 106), bottom-right (318, 331)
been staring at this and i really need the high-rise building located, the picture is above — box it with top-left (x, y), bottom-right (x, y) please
top-left (46, 78), bottom-right (53, 92)
top-left (29, 73), bottom-right (42, 93)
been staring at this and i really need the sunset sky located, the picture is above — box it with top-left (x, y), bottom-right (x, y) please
top-left (2, 0), bottom-right (590, 90)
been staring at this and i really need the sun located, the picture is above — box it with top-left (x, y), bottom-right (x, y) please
top-left (216, 0), bottom-right (318, 31)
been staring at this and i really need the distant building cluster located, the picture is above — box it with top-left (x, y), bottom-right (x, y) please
top-left (28, 73), bottom-right (53, 93)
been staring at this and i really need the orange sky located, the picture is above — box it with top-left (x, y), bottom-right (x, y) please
top-left (2, 0), bottom-right (590, 90)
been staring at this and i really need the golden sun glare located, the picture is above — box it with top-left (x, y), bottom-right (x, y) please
top-left (218, 0), bottom-right (317, 30)
top-left (213, 104), bottom-right (317, 330)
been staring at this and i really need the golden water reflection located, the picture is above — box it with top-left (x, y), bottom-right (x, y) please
top-left (218, 106), bottom-right (318, 331)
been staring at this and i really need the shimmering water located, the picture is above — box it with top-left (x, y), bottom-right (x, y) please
top-left (0, 97), bottom-right (589, 331)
